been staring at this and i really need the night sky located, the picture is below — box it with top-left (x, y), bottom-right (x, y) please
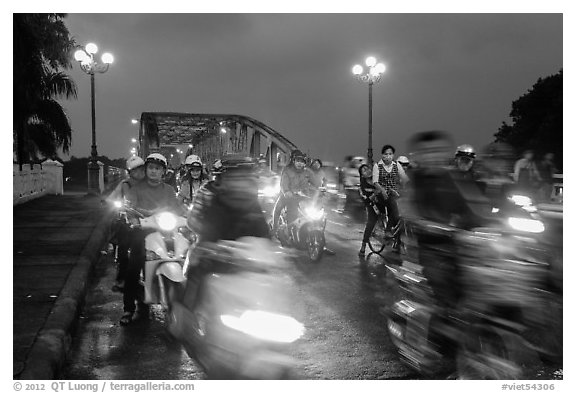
top-left (57, 13), bottom-right (562, 164)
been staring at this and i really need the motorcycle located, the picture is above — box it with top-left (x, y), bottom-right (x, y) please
top-left (128, 206), bottom-right (305, 379)
top-left (385, 194), bottom-right (561, 379)
top-left (276, 189), bottom-right (327, 262)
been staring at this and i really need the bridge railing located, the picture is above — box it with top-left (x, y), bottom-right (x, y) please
top-left (13, 159), bottom-right (64, 205)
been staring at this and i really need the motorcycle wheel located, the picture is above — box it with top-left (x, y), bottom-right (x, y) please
top-left (307, 231), bottom-right (324, 262)
top-left (277, 214), bottom-right (289, 247)
top-left (457, 325), bottom-right (533, 380)
top-left (368, 215), bottom-right (387, 254)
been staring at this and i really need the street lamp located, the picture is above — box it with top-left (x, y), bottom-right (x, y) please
top-left (74, 43), bottom-right (114, 194)
top-left (352, 56), bottom-right (386, 166)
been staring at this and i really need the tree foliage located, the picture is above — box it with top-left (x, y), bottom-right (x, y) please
top-left (13, 13), bottom-right (77, 165)
top-left (494, 70), bottom-right (563, 171)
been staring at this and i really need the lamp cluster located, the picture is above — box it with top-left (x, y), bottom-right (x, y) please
top-left (74, 43), bottom-right (114, 74)
top-left (352, 56), bottom-right (386, 84)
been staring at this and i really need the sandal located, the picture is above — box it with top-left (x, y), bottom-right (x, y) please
top-left (119, 311), bottom-right (134, 326)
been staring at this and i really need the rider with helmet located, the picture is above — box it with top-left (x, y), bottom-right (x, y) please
top-left (271, 149), bottom-right (315, 233)
top-left (106, 155), bottom-right (146, 292)
top-left (121, 153), bottom-right (185, 326)
top-left (453, 144), bottom-right (479, 181)
top-left (178, 154), bottom-right (208, 205)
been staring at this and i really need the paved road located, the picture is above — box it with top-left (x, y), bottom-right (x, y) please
top-left (63, 199), bottom-right (416, 380)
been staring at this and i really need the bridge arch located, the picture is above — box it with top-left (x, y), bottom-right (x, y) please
top-left (138, 112), bottom-right (297, 172)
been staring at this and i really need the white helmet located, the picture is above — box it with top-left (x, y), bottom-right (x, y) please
top-left (185, 154), bottom-right (203, 167)
top-left (397, 156), bottom-right (410, 165)
top-left (145, 153), bottom-right (168, 169)
top-left (126, 156), bottom-right (145, 171)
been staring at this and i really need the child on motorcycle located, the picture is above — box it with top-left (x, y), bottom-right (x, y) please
top-left (358, 163), bottom-right (387, 255)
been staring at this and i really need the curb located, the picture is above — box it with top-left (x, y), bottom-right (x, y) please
top-left (18, 207), bottom-right (115, 380)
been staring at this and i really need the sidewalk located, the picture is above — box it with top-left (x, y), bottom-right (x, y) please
top-left (13, 191), bottom-right (114, 380)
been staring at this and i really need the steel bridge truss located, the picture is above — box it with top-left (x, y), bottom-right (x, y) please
top-left (138, 112), bottom-right (297, 172)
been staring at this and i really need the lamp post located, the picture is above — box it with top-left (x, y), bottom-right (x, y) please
top-left (74, 43), bottom-right (114, 194)
top-left (352, 56), bottom-right (386, 167)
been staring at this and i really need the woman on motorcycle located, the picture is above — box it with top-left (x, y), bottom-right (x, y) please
top-left (358, 163), bottom-right (387, 255)
top-left (177, 154), bottom-right (208, 206)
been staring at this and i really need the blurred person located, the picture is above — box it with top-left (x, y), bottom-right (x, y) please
top-left (513, 149), bottom-right (542, 197)
top-left (476, 142), bottom-right (516, 203)
top-left (187, 154), bottom-right (270, 243)
top-left (358, 163), bottom-right (387, 255)
top-left (372, 144), bottom-right (409, 235)
top-left (309, 158), bottom-right (327, 188)
top-left (453, 144), bottom-right (479, 181)
top-left (396, 155), bottom-right (411, 170)
top-left (407, 131), bottom-right (493, 306)
top-left (106, 155), bottom-right (146, 292)
top-left (537, 152), bottom-right (557, 202)
top-left (122, 153), bottom-right (185, 326)
top-left (178, 154), bottom-right (209, 205)
top-left (271, 150), bottom-right (315, 233)
top-left (163, 165), bottom-right (178, 191)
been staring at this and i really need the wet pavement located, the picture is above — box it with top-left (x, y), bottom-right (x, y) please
top-left (13, 192), bottom-right (115, 379)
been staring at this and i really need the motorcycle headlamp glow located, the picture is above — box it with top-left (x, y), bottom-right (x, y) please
top-left (258, 184), bottom-right (280, 198)
top-left (220, 310), bottom-right (305, 343)
top-left (508, 194), bottom-right (537, 212)
top-left (156, 212), bottom-right (178, 231)
top-left (113, 200), bottom-right (122, 209)
top-left (304, 206), bottom-right (324, 220)
top-left (507, 217), bottom-right (545, 233)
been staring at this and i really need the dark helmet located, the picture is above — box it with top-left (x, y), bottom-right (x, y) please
top-left (455, 144), bottom-right (476, 159)
top-left (290, 149), bottom-right (306, 163)
top-left (310, 158), bottom-right (323, 168)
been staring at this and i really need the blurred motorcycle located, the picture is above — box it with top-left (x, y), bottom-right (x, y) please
top-left (385, 194), bottom-right (562, 379)
top-left (276, 188), bottom-right (327, 262)
top-left (129, 208), bottom-right (305, 380)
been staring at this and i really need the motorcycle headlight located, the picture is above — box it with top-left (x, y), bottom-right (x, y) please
top-left (259, 184), bottom-right (280, 198)
top-left (508, 194), bottom-right (538, 213)
top-left (304, 206), bottom-right (324, 220)
top-left (220, 310), bottom-right (305, 343)
top-left (156, 212), bottom-right (178, 232)
top-left (507, 217), bottom-right (545, 233)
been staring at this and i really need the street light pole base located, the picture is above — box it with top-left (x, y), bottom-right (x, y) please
top-left (87, 160), bottom-right (101, 195)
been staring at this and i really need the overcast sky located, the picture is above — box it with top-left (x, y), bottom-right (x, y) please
top-left (58, 13), bottom-right (562, 164)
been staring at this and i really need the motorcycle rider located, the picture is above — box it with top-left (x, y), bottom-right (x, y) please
top-left (121, 153), bottom-right (185, 326)
top-left (453, 144), bottom-right (479, 181)
top-left (177, 154), bottom-right (208, 205)
top-left (309, 158), bottom-right (327, 189)
top-left (184, 155), bottom-right (271, 305)
top-left (408, 131), bottom-right (492, 307)
top-left (271, 149), bottom-right (315, 234)
top-left (187, 154), bottom-right (270, 243)
top-left (106, 155), bottom-right (146, 292)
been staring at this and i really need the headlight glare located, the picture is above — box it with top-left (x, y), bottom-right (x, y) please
top-left (220, 310), bottom-right (305, 343)
top-left (507, 217), bottom-right (545, 233)
top-left (156, 212), bottom-right (177, 231)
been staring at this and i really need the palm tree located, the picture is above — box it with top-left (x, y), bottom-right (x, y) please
top-left (13, 13), bottom-right (77, 166)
